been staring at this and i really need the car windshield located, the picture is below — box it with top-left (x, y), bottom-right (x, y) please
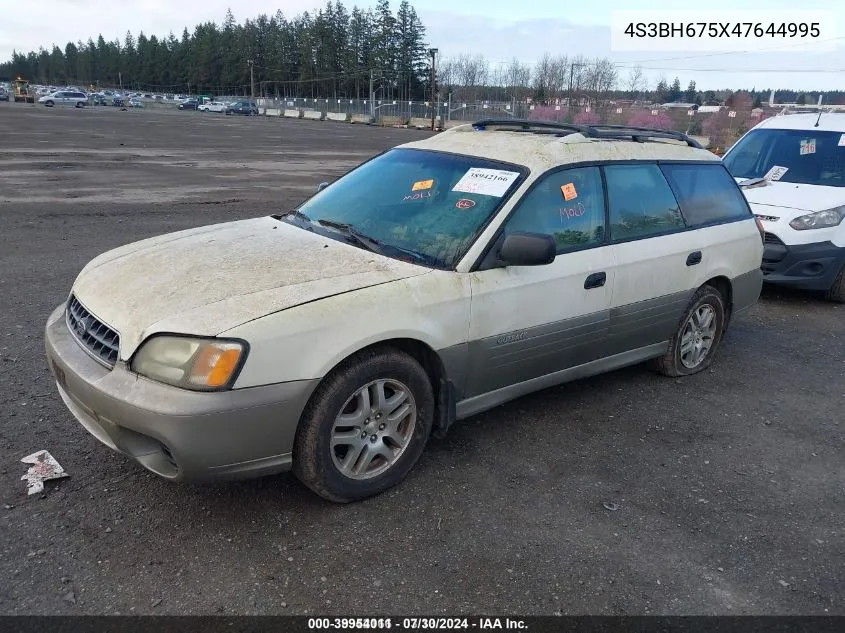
top-left (723, 128), bottom-right (845, 187)
top-left (284, 148), bottom-right (526, 269)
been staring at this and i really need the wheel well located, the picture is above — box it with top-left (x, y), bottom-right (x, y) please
top-left (703, 276), bottom-right (733, 325)
top-left (341, 338), bottom-right (454, 436)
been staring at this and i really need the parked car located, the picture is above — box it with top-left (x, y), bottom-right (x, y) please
top-left (198, 101), bottom-right (228, 113)
top-left (0, 86), bottom-right (9, 101)
top-left (38, 90), bottom-right (88, 107)
top-left (112, 95), bottom-right (126, 107)
top-left (723, 112), bottom-right (845, 302)
top-left (90, 94), bottom-right (108, 106)
top-left (45, 120), bottom-right (763, 502)
top-left (226, 99), bottom-right (259, 115)
top-left (178, 99), bottom-right (199, 111)
top-left (129, 98), bottom-right (144, 108)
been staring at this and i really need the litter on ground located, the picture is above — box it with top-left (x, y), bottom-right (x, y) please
top-left (20, 450), bottom-right (68, 495)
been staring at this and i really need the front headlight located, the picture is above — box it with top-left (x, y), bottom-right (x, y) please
top-left (789, 206), bottom-right (845, 231)
top-left (131, 336), bottom-right (247, 391)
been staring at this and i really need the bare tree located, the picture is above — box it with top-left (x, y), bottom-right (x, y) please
top-left (624, 65), bottom-right (645, 101)
top-left (532, 52), bottom-right (554, 101)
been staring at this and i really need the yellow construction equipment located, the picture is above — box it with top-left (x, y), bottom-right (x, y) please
top-left (13, 77), bottom-right (35, 103)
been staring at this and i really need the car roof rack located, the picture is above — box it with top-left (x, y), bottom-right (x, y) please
top-left (471, 119), bottom-right (703, 149)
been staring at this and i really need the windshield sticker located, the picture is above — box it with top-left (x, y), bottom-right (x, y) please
top-left (560, 203), bottom-right (586, 222)
top-left (456, 199), bottom-right (476, 209)
top-left (452, 168), bottom-right (520, 197)
top-left (799, 139), bottom-right (816, 156)
top-left (412, 179), bottom-right (434, 191)
top-left (403, 191), bottom-right (432, 202)
top-left (764, 165), bottom-right (789, 181)
top-left (560, 182), bottom-right (578, 201)
top-left (839, 134), bottom-right (845, 147)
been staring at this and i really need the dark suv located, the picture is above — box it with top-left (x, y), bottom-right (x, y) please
top-left (178, 99), bottom-right (199, 111)
top-left (226, 100), bottom-right (259, 116)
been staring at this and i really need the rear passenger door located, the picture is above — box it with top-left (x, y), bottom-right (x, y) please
top-left (466, 166), bottom-right (615, 397)
top-left (604, 163), bottom-right (698, 354)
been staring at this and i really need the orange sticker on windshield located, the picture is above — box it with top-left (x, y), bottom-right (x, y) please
top-left (412, 179), bottom-right (434, 191)
top-left (561, 183), bottom-right (577, 201)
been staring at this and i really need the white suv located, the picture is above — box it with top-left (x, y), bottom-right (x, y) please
top-left (723, 112), bottom-right (845, 301)
top-left (45, 120), bottom-right (763, 502)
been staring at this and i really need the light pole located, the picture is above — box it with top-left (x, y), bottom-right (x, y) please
top-left (247, 59), bottom-right (255, 101)
top-left (429, 48), bottom-right (438, 131)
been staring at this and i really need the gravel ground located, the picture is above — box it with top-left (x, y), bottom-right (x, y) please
top-left (0, 103), bottom-right (842, 616)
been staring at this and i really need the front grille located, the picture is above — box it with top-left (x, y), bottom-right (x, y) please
top-left (764, 232), bottom-right (785, 245)
top-left (66, 295), bottom-right (120, 367)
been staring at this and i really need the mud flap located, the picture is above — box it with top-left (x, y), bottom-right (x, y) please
top-left (432, 378), bottom-right (456, 439)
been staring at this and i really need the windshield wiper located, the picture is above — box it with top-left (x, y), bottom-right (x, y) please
top-left (738, 177), bottom-right (769, 189)
top-left (316, 220), bottom-right (385, 255)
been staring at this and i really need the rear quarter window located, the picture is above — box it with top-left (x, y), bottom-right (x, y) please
top-left (661, 163), bottom-right (752, 228)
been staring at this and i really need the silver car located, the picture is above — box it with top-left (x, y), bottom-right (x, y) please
top-left (39, 90), bottom-right (88, 108)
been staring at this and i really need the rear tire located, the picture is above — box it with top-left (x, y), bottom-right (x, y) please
top-left (650, 285), bottom-right (726, 377)
top-left (825, 265), bottom-right (845, 303)
top-left (293, 347), bottom-right (434, 503)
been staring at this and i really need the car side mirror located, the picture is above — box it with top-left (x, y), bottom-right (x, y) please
top-left (498, 232), bottom-right (556, 267)
top-left (316, 182), bottom-right (330, 192)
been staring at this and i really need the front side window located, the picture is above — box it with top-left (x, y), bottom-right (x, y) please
top-left (503, 166), bottom-right (605, 253)
top-left (605, 164), bottom-right (685, 241)
top-left (662, 163), bottom-right (752, 227)
top-left (723, 128), bottom-right (845, 187)
top-left (289, 148), bottom-right (526, 268)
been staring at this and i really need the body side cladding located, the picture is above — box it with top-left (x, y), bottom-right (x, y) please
top-left (455, 342), bottom-right (668, 420)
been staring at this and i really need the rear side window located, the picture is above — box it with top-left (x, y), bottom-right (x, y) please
top-left (661, 163), bottom-right (752, 227)
top-left (605, 164), bottom-right (684, 241)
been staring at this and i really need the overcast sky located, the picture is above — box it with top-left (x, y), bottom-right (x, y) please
top-left (2, 0), bottom-right (843, 90)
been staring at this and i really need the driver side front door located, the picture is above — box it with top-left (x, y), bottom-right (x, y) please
top-left (461, 166), bottom-right (616, 414)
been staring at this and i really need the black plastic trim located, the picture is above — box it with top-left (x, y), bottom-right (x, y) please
top-left (471, 119), bottom-right (704, 148)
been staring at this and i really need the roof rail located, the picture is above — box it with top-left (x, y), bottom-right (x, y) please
top-left (471, 118), bottom-right (703, 149)
top-left (588, 124), bottom-right (703, 148)
top-left (471, 119), bottom-right (591, 136)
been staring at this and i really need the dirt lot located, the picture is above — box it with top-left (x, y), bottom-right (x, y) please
top-left (0, 103), bottom-right (842, 616)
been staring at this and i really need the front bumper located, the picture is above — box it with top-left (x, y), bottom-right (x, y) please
top-left (44, 304), bottom-right (319, 482)
top-left (761, 238), bottom-right (845, 292)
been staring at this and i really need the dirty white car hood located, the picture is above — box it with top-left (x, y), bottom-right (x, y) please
top-left (739, 180), bottom-right (845, 216)
top-left (71, 216), bottom-right (428, 359)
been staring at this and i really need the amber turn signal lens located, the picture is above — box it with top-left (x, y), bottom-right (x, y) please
top-left (190, 345), bottom-right (242, 387)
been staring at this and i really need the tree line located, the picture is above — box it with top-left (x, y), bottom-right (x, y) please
top-left (0, 1), bottom-right (429, 101)
top-left (2, 0), bottom-right (843, 107)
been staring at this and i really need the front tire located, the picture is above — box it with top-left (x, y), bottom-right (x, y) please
top-left (824, 265), bottom-right (845, 303)
top-left (651, 285), bottom-right (726, 377)
top-left (293, 347), bottom-right (434, 503)
top-left (45, 100), bottom-right (54, 107)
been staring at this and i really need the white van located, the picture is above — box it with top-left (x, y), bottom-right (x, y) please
top-left (46, 120), bottom-right (763, 502)
top-left (723, 112), bottom-right (845, 301)
top-left (38, 90), bottom-right (88, 108)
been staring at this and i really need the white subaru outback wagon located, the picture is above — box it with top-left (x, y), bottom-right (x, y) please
top-left (45, 120), bottom-right (763, 502)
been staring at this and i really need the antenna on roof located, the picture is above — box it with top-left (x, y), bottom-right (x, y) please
top-left (814, 95), bottom-right (824, 127)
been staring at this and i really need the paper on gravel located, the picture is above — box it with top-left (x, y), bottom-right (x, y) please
top-left (21, 450), bottom-right (68, 495)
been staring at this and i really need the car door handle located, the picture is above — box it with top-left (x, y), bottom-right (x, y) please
top-left (686, 251), bottom-right (703, 266)
top-left (584, 272), bottom-right (607, 289)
